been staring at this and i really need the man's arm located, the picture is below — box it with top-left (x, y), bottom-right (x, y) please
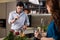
top-left (8, 13), bottom-right (19, 24)
top-left (23, 15), bottom-right (30, 30)
top-left (8, 13), bottom-right (14, 24)
top-left (25, 15), bottom-right (30, 26)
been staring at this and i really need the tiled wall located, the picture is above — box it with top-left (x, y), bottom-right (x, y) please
top-left (0, 1), bottom-right (16, 38)
top-left (0, 27), bottom-right (7, 38)
top-left (0, 3), bottom-right (6, 19)
top-left (0, 3), bottom-right (7, 38)
top-left (31, 15), bottom-right (51, 27)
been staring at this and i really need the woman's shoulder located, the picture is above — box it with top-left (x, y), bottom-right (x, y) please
top-left (48, 20), bottom-right (55, 29)
top-left (50, 20), bottom-right (54, 24)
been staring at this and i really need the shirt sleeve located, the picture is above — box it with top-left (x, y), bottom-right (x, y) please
top-left (8, 12), bottom-right (14, 24)
top-left (46, 21), bottom-right (54, 38)
top-left (24, 15), bottom-right (30, 26)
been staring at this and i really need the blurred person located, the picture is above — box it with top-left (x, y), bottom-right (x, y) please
top-left (24, 8), bottom-right (30, 14)
top-left (42, 0), bottom-right (60, 40)
top-left (8, 1), bottom-right (29, 35)
top-left (24, 8), bottom-right (31, 27)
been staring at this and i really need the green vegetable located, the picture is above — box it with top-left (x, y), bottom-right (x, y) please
top-left (3, 31), bottom-right (28, 40)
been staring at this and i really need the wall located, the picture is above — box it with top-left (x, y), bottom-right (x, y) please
top-left (0, 1), bottom-right (16, 38)
top-left (0, 3), bottom-right (7, 38)
top-left (0, 3), bottom-right (6, 19)
top-left (0, 0), bottom-right (15, 3)
top-left (31, 15), bottom-right (51, 27)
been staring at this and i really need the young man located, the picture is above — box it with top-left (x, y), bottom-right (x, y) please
top-left (8, 1), bottom-right (29, 35)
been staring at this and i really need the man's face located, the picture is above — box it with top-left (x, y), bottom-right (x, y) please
top-left (16, 6), bottom-right (23, 13)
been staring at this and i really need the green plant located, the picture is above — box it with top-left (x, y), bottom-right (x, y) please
top-left (3, 31), bottom-right (28, 40)
top-left (3, 31), bottom-right (14, 40)
top-left (43, 25), bottom-right (48, 32)
top-left (14, 36), bottom-right (28, 40)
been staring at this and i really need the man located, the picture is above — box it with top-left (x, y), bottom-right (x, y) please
top-left (8, 1), bottom-right (29, 35)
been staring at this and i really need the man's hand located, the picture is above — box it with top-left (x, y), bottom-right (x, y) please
top-left (15, 16), bottom-right (19, 20)
top-left (10, 19), bottom-right (15, 24)
top-left (10, 16), bottom-right (19, 24)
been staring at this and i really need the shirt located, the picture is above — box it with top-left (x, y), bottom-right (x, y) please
top-left (46, 21), bottom-right (60, 40)
top-left (8, 11), bottom-right (29, 30)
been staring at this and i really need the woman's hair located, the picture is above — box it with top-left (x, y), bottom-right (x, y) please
top-left (46, 0), bottom-right (60, 32)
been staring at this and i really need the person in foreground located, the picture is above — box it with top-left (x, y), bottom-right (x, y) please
top-left (41, 0), bottom-right (60, 40)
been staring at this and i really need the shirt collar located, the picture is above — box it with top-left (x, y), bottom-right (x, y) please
top-left (15, 11), bottom-right (24, 17)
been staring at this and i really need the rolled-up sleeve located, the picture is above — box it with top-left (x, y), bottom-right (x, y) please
top-left (8, 13), bottom-right (13, 24)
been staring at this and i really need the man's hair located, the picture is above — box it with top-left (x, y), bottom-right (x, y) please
top-left (16, 1), bottom-right (24, 8)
